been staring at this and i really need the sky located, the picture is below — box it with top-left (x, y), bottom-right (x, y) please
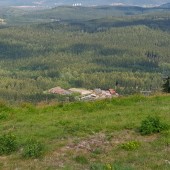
top-left (0, 0), bottom-right (170, 7)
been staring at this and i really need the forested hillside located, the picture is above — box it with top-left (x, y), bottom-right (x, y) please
top-left (0, 6), bottom-right (170, 102)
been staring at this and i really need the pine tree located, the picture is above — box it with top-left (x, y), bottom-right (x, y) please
top-left (162, 76), bottom-right (170, 93)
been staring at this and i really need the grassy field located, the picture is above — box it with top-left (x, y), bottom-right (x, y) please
top-left (0, 94), bottom-right (170, 169)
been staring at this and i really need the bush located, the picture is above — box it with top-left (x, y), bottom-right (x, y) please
top-left (139, 116), bottom-right (169, 135)
top-left (0, 133), bottom-right (18, 155)
top-left (121, 141), bottom-right (140, 151)
top-left (22, 139), bottom-right (45, 158)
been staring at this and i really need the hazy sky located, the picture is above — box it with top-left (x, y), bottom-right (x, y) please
top-left (0, 0), bottom-right (170, 6)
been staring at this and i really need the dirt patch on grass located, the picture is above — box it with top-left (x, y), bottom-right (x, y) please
top-left (65, 133), bottom-right (109, 153)
top-left (20, 130), bottom-right (159, 169)
top-left (40, 133), bottom-right (110, 168)
top-left (46, 130), bottom-right (159, 155)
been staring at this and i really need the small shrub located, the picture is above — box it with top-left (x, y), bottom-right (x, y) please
top-left (22, 139), bottom-right (45, 158)
top-left (121, 141), bottom-right (140, 151)
top-left (0, 112), bottom-right (8, 120)
top-left (139, 116), bottom-right (169, 135)
top-left (74, 155), bottom-right (88, 164)
top-left (0, 133), bottom-right (18, 155)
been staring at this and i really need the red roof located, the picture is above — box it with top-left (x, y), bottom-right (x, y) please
top-left (109, 89), bottom-right (116, 94)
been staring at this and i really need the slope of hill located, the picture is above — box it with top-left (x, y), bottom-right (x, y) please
top-left (160, 3), bottom-right (170, 8)
top-left (2, 5), bottom-right (168, 26)
top-left (22, 6), bottom-right (147, 21)
top-left (0, 95), bottom-right (169, 169)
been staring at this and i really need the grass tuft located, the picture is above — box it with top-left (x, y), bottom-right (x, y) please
top-left (22, 139), bottom-right (45, 158)
top-left (0, 133), bottom-right (18, 155)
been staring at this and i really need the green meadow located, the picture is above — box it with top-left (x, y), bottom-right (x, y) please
top-left (0, 95), bottom-right (169, 169)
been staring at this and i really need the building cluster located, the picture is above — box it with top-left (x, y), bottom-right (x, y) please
top-left (72, 3), bottom-right (82, 6)
top-left (0, 18), bottom-right (5, 24)
top-left (48, 87), bottom-right (119, 101)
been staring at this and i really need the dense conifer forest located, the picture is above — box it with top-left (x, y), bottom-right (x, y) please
top-left (0, 6), bottom-right (170, 102)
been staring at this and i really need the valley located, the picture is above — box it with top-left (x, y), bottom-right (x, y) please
top-left (0, 5), bottom-right (170, 103)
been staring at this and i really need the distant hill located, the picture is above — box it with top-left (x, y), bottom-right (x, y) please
top-left (22, 6), bottom-right (147, 21)
top-left (160, 3), bottom-right (170, 8)
top-left (1, 5), bottom-right (169, 26)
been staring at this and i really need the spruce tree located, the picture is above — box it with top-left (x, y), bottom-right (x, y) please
top-left (162, 76), bottom-right (170, 93)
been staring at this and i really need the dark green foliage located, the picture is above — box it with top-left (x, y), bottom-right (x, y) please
top-left (22, 139), bottom-right (45, 158)
top-left (139, 116), bottom-right (169, 135)
top-left (162, 76), bottom-right (170, 93)
top-left (0, 133), bottom-right (18, 155)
